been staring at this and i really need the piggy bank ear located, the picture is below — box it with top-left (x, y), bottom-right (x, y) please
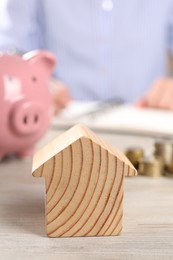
top-left (23, 50), bottom-right (56, 74)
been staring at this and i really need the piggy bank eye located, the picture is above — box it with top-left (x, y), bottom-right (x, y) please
top-left (32, 76), bottom-right (37, 82)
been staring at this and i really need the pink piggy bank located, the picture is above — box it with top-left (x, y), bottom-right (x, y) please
top-left (0, 50), bottom-right (56, 159)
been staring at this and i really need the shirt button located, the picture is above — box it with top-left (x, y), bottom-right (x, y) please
top-left (101, 0), bottom-right (114, 11)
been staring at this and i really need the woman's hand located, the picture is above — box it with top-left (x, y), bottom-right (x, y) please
top-left (137, 78), bottom-right (173, 109)
top-left (50, 79), bottom-right (71, 114)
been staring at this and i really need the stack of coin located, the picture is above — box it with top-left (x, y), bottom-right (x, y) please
top-left (154, 139), bottom-right (173, 176)
top-left (138, 156), bottom-right (164, 177)
top-left (125, 147), bottom-right (144, 170)
top-left (125, 141), bottom-right (173, 177)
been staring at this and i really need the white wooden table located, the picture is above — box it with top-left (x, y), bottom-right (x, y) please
top-left (0, 129), bottom-right (173, 260)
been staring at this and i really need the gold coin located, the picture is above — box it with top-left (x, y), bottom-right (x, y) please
top-left (125, 147), bottom-right (144, 169)
top-left (165, 163), bottom-right (173, 175)
top-left (154, 140), bottom-right (173, 165)
top-left (138, 156), bottom-right (163, 177)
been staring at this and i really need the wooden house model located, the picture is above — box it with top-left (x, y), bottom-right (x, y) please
top-left (32, 124), bottom-right (137, 237)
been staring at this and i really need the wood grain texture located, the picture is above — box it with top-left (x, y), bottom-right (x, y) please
top-left (32, 124), bottom-right (137, 237)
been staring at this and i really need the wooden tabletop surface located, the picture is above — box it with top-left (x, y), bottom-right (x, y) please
top-left (0, 129), bottom-right (173, 260)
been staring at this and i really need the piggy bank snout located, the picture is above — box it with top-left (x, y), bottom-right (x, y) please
top-left (11, 100), bottom-right (47, 136)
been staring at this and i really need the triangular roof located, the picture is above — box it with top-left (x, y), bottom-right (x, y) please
top-left (32, 124), bottom-right (137, 176)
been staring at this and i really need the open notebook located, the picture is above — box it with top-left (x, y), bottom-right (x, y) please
top-left (52, 101), bottom-right (173, 138)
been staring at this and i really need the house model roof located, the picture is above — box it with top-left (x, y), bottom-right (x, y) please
top-left (32, 124), bottom-right (137, 177)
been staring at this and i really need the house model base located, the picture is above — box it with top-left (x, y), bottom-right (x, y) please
top-left (32, 124), bottom-right (137, 237)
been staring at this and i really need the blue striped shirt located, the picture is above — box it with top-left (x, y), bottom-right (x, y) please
top-left (0, 0), bottom-right (173, 102)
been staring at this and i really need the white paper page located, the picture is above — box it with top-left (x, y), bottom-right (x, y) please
top-left (57, 101), bottom-right (101, 120)
top-left (52, 102), bottom-right (173, 137)
top-left (86, 105), bottom-right (173, 136)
